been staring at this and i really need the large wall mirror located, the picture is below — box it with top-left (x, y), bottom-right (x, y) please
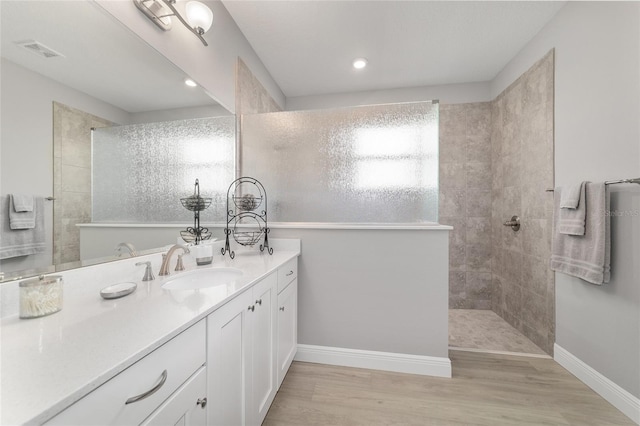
top-left (0, 1), bottom-right (234, 280)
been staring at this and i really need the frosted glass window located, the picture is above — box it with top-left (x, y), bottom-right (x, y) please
top-left (92, 116), bottom-right (235, 223)
top-left (241, 102), bottom-right (438, 223)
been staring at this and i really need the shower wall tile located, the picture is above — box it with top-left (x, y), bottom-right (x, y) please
top-left (466, 244), bottom-right (492, 272)
top-left (439, 135), bottom-right (467, 163)
top-left (467, 190), bottom-right (492, 217)
top-left (440, 102), bottom-right (492, 309)
top-left (490, 50), bottom-right (555, 355)
top-left (466, 217), bottom-right (491, 245)
top-left (52, 102), bottom-right (113, 265)
top-left (236, 58), bottom-right (282, 115)
top-left (439, 189), bottom-right (467, 217)
top-left (467, 272), bottom-right (492, 302)
top-left (522, 254), bottom-right (549, 297)
top-left (467, 135), bottom-right (492, 163)
top-left (449, 242), bottom-right (466, 271)
top-left (467, 162), bottom-right (492, 189)
top-left (440, 163), bottom-right (467, 188)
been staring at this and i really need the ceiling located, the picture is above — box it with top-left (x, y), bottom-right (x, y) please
top-left (0, 1), bottom-right (216, 113)
top-left (222, 0), bottom-right (566, 98)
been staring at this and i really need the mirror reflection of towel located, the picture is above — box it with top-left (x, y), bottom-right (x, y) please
top-left (9, 194), bottom-right (35, 229)
top-left (0, 196), bottom-right (46, 259)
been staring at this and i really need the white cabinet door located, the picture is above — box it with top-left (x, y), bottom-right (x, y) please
top-left (207, 290), bottom-right (253, 426)
top-left (250, 273), bottom-right (277, 425)
top-left (277, 278), bottom-right (297, 388)
top-left (141, 367), bottom-right (207, 426)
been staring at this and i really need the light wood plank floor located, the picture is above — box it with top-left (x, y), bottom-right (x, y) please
top-left (264, 351), bottom-right (633, 425)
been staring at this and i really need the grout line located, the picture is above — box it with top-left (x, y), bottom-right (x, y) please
top-left (449, 346), bottom-right (552, 359)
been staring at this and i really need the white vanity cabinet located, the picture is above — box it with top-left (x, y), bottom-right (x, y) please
top-left (276, 257), bottom-right (298, 387)
top-left (207, 272), bottom-right (278, 426)
top-left (45, 320), bottom-right (207, 426)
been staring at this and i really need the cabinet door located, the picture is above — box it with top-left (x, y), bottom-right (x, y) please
top-left (251, 273), bottom-right (277, 425)
top-left (207, 290), bottom-right (253, 426)
top-left (277, 279), bottom-right (298, 388)
top-left (141, 367), bottom-right (207, 426)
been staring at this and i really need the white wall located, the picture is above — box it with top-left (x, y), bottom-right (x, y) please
top-left (493, 2), bottom-right (640, 400)
top-left (286, 81), bottom-right (491, 110)
top-left (269, 227), bottom-right (450, 359)
top-left (96, 0), bottom-right (285, 113)
top-left (0, 58), bottom-right (130, 272)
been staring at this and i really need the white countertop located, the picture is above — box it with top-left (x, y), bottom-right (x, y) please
top-left (0, 241), bottom-right (300, 425)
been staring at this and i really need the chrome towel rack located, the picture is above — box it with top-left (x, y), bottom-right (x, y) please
top-left (546, 177), bottom-right (640, 192)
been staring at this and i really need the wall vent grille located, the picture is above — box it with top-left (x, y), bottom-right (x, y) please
top-left (15, 40), bottom-right (65, 59)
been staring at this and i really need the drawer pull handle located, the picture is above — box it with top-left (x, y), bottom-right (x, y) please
top-left (125, 370), bottom-right (168, 405)
top-left (248, 305), bottom-right (255, 312)
top-left (279, 307), bottom-right (285, 311)
top-left (286, 270), bottom-right (294, 276)
top-left (255, 299), bottom-right (262, 305)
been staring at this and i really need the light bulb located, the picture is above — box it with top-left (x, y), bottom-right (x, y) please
top-left (185, 1), bottom-right (213, 34)
top-left (353, 58), bottom-right (368, 69)
top-left (184, 78), bottom-right (197, 87)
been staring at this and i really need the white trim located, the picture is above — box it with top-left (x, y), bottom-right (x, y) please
top-left (554, 344), bottom-right (640, 424)
top-left (295, 344), bottom-right (451, 378)
top-left (449, 346), bottom-right (552, 359)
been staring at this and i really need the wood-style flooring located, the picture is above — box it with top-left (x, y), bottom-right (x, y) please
top-left (264, 351), bottom-right (633, 425)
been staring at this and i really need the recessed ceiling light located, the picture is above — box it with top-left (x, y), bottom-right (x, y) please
top-left (352, 58), bottom-right (368, 69)
top-left (184, 78), bottom-right (197, 87)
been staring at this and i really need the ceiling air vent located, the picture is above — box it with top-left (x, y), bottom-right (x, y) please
top-left (15, 40), bottom-right (65, 59)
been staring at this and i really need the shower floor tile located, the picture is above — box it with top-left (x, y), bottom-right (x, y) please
top-left (449, 309), bottom-right (547, 356)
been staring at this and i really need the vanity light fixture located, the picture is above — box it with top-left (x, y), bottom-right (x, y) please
top-left (352, 58), bottom-right (368, 69)
top-left (184, 78), bottom-right (198, 87)
top-left (134, 0), bottom-right (213, 46)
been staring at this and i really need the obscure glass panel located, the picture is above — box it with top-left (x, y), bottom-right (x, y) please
top-left (92, 116), bottom-right (235, 223)
top-left (241, 102), bottom-right (438, 223)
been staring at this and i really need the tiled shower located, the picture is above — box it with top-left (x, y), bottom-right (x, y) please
top-left (442, 51), bottom-right (555, 354)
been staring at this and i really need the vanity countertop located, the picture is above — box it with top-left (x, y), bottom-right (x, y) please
top-left (0, 240), bottom-right (300, 425)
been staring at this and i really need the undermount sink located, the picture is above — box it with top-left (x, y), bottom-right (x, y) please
top-left (162, 268), bottom-right (243, 290)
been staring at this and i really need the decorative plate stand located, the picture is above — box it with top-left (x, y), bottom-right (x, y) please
top-left (180, 179), bottom-right (212, 245)
top-left (222, 177), bottom-right (272, 259)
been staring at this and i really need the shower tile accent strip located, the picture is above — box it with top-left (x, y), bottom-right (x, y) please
top-left (439, 102), bottom-right (493, 310)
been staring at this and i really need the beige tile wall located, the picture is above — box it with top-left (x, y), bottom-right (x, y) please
top-left (52, 102), bottom-right (112, 265)
top-left (490, 50), bottom-right (555, 354)
top-left (439, 103), bottom-right (493, 309)
top-left (441, 51), bottom-right (555, 355)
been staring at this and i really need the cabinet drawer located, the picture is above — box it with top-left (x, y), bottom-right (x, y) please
top-left (46, 320), bottom-right (206, 426)
top-left (277, 258), bottom-right (297, 293)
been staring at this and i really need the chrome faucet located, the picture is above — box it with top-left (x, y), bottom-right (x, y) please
top-left (159, 244), bottom-right (190, 276)
top-left (115, 242), bottom-right (138, 258)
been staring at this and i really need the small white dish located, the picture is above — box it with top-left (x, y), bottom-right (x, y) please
top-left (100, 282), bottom-right (137, 299)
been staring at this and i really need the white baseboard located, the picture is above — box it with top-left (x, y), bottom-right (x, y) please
top-left (554, 344), bottom-right (640, 425)
top-left (295, 344), bottom-right (451, 378)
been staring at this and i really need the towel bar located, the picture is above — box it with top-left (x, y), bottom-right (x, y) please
top-left (546, 177), bottom-right (640, 192)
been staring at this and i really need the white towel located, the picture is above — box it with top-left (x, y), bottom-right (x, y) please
top-left (558, 182), bottom-right (586, 235)
top-left (11, 194), bottom-right (34, 212)
top-left (560, 182), bottom-right (583, 209)
top-left (0, 196), bottom-right (46, 259)
top-left (9, 194), bottom-right (35, 229)
top-left (551, 182), bottom-right (610, 285)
